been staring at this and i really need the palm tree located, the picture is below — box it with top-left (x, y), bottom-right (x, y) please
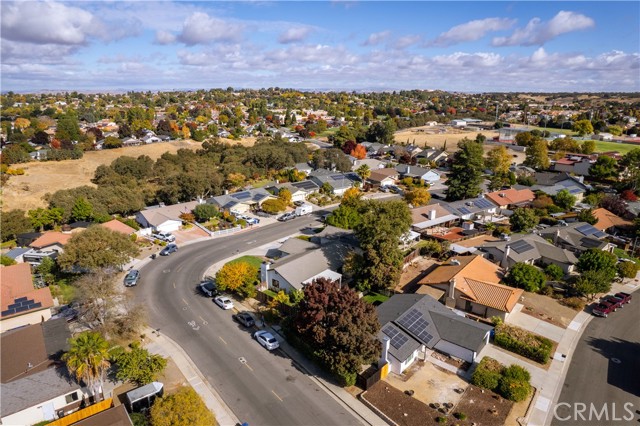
top-left (63, 331), bottom-right (111, 401)
top-left (355, 164), bottom-right (371, 187)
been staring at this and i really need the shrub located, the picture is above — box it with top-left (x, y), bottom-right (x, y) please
top-left (544, 263), bottom-right (564, 281)
top-left (471, 356), bottom-right (504, 391)
top-left (454, 412), bottom-right (467, 420)
top-left (505, 263), bottom-right (546, 293)
top-left (494, 324), bottom-right (553, 364)
top-left (437, 416), bottom-right (447, 424)
top-left (618, 261), bottom-right (639, 278)
top-left (561, 297), bottom-right (586, 311)
top-left (502, 364), bottom-right (531, 382)
top-left (261, 198), bottom-right (287, 214)
top-left (498, 376), bottom-right (531, 402)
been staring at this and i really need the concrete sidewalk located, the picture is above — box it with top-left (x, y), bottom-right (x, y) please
top-left (143, 328), bottom-right (240, 426)
top-left (508, 304), bottom-right (566, 342)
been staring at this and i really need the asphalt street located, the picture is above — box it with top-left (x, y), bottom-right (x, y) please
top-left (552, 298), bottom-right (640, 426)
top-left (134, 213), bottom-right (362, 426)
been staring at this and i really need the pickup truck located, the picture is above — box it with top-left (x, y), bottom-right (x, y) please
top-left (592, 301), bottom-right (616, 318)
top-left (614, 292), bottom-right (632, 304)
top-left (601, 295), bottom-right (624, 310)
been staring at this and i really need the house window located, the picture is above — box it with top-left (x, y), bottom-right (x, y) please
top-left (65, 392), bottom-right (79, 404)
top-left (271, 279), bottom-right (280, 289)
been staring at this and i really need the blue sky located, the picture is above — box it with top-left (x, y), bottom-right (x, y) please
top-left (1, 1), bottom-right (638, 92)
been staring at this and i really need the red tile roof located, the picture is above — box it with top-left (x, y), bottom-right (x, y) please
top-left (29, 232), bottom-right (72, 249)
top-left (486, 188), bottom-right (535, 207)
top-left (100, 219), bottom-right (136, 235)
top-left (0, 263), bottom-right (53, 318)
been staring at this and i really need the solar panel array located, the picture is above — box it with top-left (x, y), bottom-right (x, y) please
top-left (510, 239), bottom-right (534, 254)
top-left (252, 193), bottom-right (264, 202)
top-left (331, 175), bottom-right (346, 181)
top-left (475, 198), bottom-right (494, 209)
top-left (382, 325), bottom-right (409, 349)
top-left (458, 207), bottom-right (471, 215)
top-left (292, 180), bottom-right (318, 191)
top-left (233, 191), bottom-right (251, 200)
top-left (576, 224), bottom-right (598, 236)
top-left (1, 297), bottom-right (42, 317)
top-left (397, 309), bottom-right (434, 344)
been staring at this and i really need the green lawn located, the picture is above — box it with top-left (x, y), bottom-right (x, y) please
top-left (228, 255), bottom-right (264, 270)
top-left (362, 292), bottom-right (390, 305)
top-left (614, 248), bottom-right (640, 264)
top-left (592, 140), bottom-right (640, 155)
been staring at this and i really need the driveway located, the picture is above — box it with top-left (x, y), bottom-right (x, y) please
top-left (507, 304), bottom-right (566, 342)
top-left (173, 225), bottom-right (209, 245)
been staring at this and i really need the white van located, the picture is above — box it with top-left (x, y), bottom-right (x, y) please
top-left (295, 204), bottom-right (313, 216)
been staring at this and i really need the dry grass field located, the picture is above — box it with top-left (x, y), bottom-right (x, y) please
top-left (394, 126), bottom-right (499, 152)
top-left (1, 137), bottom-right (256, 212)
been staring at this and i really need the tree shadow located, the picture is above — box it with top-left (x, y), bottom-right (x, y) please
top-left (586, 336), bottom-right (640, 397)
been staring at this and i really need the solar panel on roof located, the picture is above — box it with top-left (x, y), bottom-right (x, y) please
top-left (568, 188), bottom-right (583, 194)
top-left (382, 325), bottom-right (410, 349)
top-left (234, 191), bottom-right (251, 200)
top-left (580, 238), bottom-right (603, 248)
top-left (331, 175), bottom-right (345, 181)
top-left (15, 297), bottom-right (28, 303)
top-left (252, 194), bottom-right (264, 201)
top-left (593, 231), bottom-right (607, 238)
top-left (510, 239), bottom-right (534, 254)
top-left (475, 198), bottom-right (494, 209)
top-left (576, 224), bottom-right (597, 236)
top-left (458, 207), bottom-right (471, 215)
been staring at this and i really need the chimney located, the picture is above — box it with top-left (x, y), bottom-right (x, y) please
top-left (379, 337), bottom-right (390, 368)
top-left (555, 229), bottom-right (560, 244)
top-left (501, 245), bottom-right (511, 269)
top-left (429, 209), bottom-right (437, 220)
top-left (449, 277), bottom-right (456, 299)
top-left (406, 165), bottom-right (410, 175)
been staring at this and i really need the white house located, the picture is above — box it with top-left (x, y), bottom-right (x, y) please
top-left (450, 119), bottom-right (467, 127)
top-left (136, 201), bottom-right (200, 233)
top-left (207, 188), bottom-right (275, 214)
top-left (377, 294), bottom-right (492, 374)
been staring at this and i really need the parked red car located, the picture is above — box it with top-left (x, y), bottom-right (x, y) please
top-left (614, 292), bottom-right (632, 304)
top-left (602, 295), bottom-right (624, 310)
top-left (592, 301), bottom-right (616, 318)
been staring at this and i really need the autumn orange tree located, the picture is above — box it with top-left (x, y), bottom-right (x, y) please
top-left (350, 144), bottom-right (367, 160)
top-left (405, 187), bottom-right (431, 206)
top-left (215, 261), bottom-right (258, 298)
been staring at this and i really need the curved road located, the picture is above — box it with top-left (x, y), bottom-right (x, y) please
top-left (134, 215), bottom-right (361, 426)
top-left (552, 296), bottom-right (640, 426)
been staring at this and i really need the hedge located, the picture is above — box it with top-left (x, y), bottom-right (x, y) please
top-left (471, 357), bottom-right (532, 402)
top-left (471, 357), bottom-right (503, 391)
top-left (494, 324), bottom-right (553, 364)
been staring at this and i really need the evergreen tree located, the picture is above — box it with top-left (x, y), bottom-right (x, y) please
top-left (446, 139), bottom-right (484, 201)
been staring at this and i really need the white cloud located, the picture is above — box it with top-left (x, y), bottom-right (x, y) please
top-left (395, 35), bottom-right (422, 49)
top-left (1, 1), bottom-right (99, 45)
top-left (362, 30), bottom-right (391, 46)
top-left (429, 18), bottom-right (516, 47)
top-left (177, 12), bottom-right (245, 45)
top-left (492, 11), bottom-right (595, 46)
top-left (155, 30), bottom-right (177, 45)
top-left (432, 52), bottom-right (503, 68)
top-left (278, 27), bottom-right (312, 44)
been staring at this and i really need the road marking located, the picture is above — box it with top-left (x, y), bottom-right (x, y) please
top-left (199, 315), bottom-right (208, 325)
top-left (176, 265), bottom-right (183, 272)
top-left (218, 336), bottom-right (227, 345)
top-left (172, 282), bottom-right (176, 289)
top-left (244, 363), bottom-right (254, 372)
top-left (271, 390), bottom-right (283, 402)
top-left (182, 298), bottom-right (189, 306)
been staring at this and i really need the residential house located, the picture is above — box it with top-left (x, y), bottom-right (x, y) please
top-left (1, 263), bottom-right (54, 332)
top-left (485, 188), bottom-right (535, 210)
top-left (23, 232), bottom-right (73, 265)
top-left (308, 170), bottom-right (357, 196)
top-left (592, 208), bottom-right (634, 234)
top-left (141, 135), bottom-right (161, 144)
top-left (208, 188), bottom-right (275, 214)
top-left (422, 169), bottom-right (445, 184)
top-left (552, 153), bottom-right (597, 176)
top-left (479, 234), bottom-right (578, 274)
top-left (294, 163), bottom-right (313, 176)
top-left (71, 404), bottom-right (133, 426)
top-left (265, 183), bottom-right (308, 204)
top-left (360, 142), bottom-right (388, 156)
top-left (351, 158), bottom-right (387, 172)
top-left (416, 255), bottom-right (522, 320)
top-left (415, 149), bottom-right (449, 167)
top-left (525, 172), bottom-right (590, 201)
top-left (4, 247), bottom-right (30, 264)
top-left (0, 319), bottom-right (93, 425)
top-left (377, 294), bottom-right (492, 373)
top-left (410, 203), bottom-right (459, 234)
top-left (447, 197), bottom-right (499, 223)
top-left (594, 133), bottom-right (614, 141)
top-left (136, 201), bottom-right (200, 233)
top-left (99, 219), bottom-right (136, 236)
top-left (538, 222), bottom-right (614, 254)
top-left (450, 119), bottom-right (467, 127)
top-left (121, 137), bottom-right (140, 146)
top-left (289, 180), bottom-right (320, 197)
top-left (395, 164), bottom-right (433, 184)
top-left (368, 168), bottom-right (399, 187)
top-left (260, 238), bottom-right (352, 292)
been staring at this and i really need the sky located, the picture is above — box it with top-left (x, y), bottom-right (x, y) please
top-left (1, 1), bottom-right (639, 93)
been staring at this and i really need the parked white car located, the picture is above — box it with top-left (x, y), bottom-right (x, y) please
top-left (254, 330), bottom-right (279, 350)
top-left (214, 296), bottom-right (234, 310)
top-left (153, 232), bottom-right (176, 242)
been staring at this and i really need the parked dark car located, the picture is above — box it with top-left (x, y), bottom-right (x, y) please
top-left (601, 295), bottom-right (624, 310)
top-left (159, 243), bottom-right (178, 256)
top-left (232, 311), bottom-right (256, 328)
top-left (198, 280), bottom-right (218, 297)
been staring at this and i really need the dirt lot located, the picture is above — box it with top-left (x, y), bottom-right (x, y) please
top-left (396, 256), bottom-right (438, 293)
top-left (361, 381), bottom-right (442, 426)
top-left (394, 126), bottom-right (498, 152)
top-left (1, 137), bottom-right (256, 212)
top-left (453, 385), bottom-right (514, 426)
top-left (519, 292), bottom-right (578, 328)
top-left (384, 361), bottom-right (468, 408)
